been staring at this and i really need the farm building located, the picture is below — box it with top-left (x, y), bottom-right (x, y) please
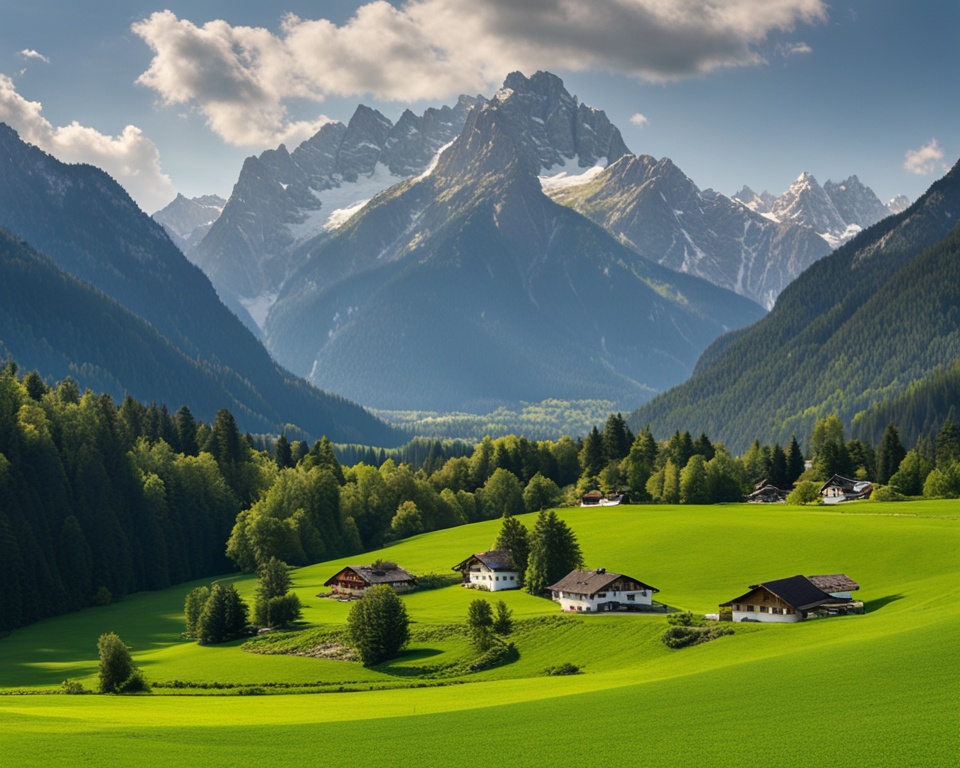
top-left (452, 550), bottom-right (519, 591)
top-left (547, 568), bottom-right (659, 612)
top-left (746, 481), bottom-right (789, 503)
top-left (580, 491), bottom-right (626, 507)
top-left (324, 563), bottom-right (417, 597)
top-left (719, 575), bottom-right (862, 623)
top-left (820, 475), bottom-right (873, 503)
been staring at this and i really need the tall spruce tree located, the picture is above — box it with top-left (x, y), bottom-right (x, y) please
top-left (494, 512), bottom-right (529, 586)
top-left (525, 510), bottom-right (584, 596)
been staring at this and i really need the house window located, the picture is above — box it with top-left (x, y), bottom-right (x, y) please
top-left (598, 593), bottom-right (607, 598)
top-left (759, 606), bottom-right (768, 613)
top-left (640, 590), bottom-right (647, 596)
top-left (627, 594), bottom-right (636, 602)
top-left (746, 605), bottom-right (755, 612)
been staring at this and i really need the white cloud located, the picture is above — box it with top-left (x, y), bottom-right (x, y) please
top-left (903, 139), bottom-right (947, 176)
top-left (630, 113), bottom-right (650, 127)
top-left (0, 74), bottom-right (175, 212)
top-left (778, 41), bottom-right (812, 56)
top-left (18, 49), bottom-right (50, 64)
top-left (132, 1), bottom-right (827, 146)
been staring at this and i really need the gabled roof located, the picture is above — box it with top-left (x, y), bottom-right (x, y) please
top-left (807, 574), bottom-right (859, 593)
top-left (819, 475), bottom-right (872, 495)
top-left (546, 568), bottom-right (658, 596)
top-left (720, 575), bottom-right (844, 611)
top-left (452, 550), bottom-right (515, 572)
top-left (324, 564), bottom-right (417, 587)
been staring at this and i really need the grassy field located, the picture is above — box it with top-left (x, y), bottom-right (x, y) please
top-left (2, 500), bottom-right (958, 766)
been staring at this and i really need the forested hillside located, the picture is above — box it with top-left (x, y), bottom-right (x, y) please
top-left (630, 160), bottom-right (960, 453)
top-left (0, 124), bottom-right (401, 446)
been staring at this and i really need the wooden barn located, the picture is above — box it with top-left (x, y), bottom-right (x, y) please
top-left (323, 563), bottom-right (418, 597)
top-left (719, 574), bottom-right (861, 623)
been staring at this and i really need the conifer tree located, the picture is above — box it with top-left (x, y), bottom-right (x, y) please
top-left (494, 512), bottom-right (529, 586)
top-left (525, 510), bottom-right (584, 596)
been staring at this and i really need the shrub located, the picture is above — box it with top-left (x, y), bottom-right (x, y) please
top-left (97, 632), bottom-right (135, 693)
top-left (117, 669), bottom-right (151, 694)
top-left (543, 662), bottom-right (581, 676)
top-left (667, 611), bottom-right (706, 627)
top-left (469, 641), bottom-right (517, 672)
top-left (786, 481), bottom-right (822, 505)
top-left (59, 679), bottom-right (89, 695)
top-left (661, 625), bottom-right (733, 649)
top-left (871, 485), bottom-right (906, 502)
top-left (93, 586), bottom-right (113, 606)
top-left (348, 584), bottom-right (410, 666)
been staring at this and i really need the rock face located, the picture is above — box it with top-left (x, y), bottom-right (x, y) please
top-left (152, 193), bottom-right (225, 257)
top-left (192, 96), bottom-right (479, 328)
top-left (261, 74), bottom-right (764, 412)
top-left (549, 156), bottom-right (831, 310)
top-left (734, 173), bottom-right (910, 250)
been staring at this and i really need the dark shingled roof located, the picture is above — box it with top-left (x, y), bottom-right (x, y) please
top-left (546, 568), bottom-right (658, 596)
top-left (807, 574), bottom-right (859, 593)
top-left (324, 564), bottom-right (416, 587)
top-left (720, 575), bottom-right (844, 611)
top-left (452, 550), bottom-right (515, 572)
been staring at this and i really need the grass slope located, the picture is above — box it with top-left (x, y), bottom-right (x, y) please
top-left (2, 502), bottom-right (958, 767)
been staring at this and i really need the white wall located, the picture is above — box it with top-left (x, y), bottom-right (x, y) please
top-left (553, 588), bottom-right (653, 612)
top-left (467, 569), bottom-right (519, 591)
top-left (731, 609), bottom-right (798, 623)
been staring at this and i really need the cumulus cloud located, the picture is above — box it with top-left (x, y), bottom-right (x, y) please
top-left (0, 74), bottom-right (175, 212)
top-left (132, 1), bottom-right (826, 146)
top-left (630, 113), bottom-right (650, 127)
top-left (18, 49), bottom-right (50, 64)
top-left (903, 139), bottom-right (947, 176)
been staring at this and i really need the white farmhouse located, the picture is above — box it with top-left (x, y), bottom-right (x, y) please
top-left (452, 551), bottom-right (520, 592)
top-left (546, 568), bottom-right (659, 612)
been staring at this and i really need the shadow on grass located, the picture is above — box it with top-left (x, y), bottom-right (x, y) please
top-left (863, 594), bottom-right (904, 613)
top-left (376, 648), bottom-right (448, 677)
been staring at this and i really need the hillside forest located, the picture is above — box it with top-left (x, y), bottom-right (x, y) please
top-left (3, 361), bottom-right (960, 634)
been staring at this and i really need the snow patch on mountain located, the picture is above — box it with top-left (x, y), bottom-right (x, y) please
top-left (539, 159), bottom-right (607, 193)
top-left (239, 291), bottom-right (279, 331)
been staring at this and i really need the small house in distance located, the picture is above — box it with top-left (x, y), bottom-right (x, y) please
top-left (452, 550), bottom-right (519, 591)
top-left (820, 475), bottom-right (873, 504)
top-left (547, 568), bottom-right (659, 612)
top-left (746, 481), bottom-right (789, 503)
top-left (719, 575), bottom-right (862, 623)
top-left (580, 491), bottom-right (626, 507)
top-left (324, 563), bottom-right (417, 597)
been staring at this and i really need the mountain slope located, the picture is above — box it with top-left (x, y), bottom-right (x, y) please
top-left (629, 160), bottom-right (960, 452)
top-left (0, 123), bottom-right (401, 445)
top-left (193, 97), bottom-right (479, 328)
top-left (264, 73), bottom-right (764, 412)
top-left (548, 155), bottom-right (831, 309)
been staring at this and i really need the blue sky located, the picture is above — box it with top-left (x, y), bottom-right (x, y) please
top-left (1, 1), bottom-right (955, 213)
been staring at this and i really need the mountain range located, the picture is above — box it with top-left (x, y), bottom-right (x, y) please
top-left (0, 123), bottom-right (401, 445)
top-left (630, 158), bottom-right (960, 453)
top-left (260, 71), bottom-right (765, 411)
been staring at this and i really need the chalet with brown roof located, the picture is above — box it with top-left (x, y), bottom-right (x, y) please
top-left (452, 550), bottom-right (519, 591)
top-left (546, 568), bottom-right (659, 612)
top-left (719, 574), bottom-right (861, 623)
top-left (746, 481), bottom-right (788, 503)
top-left (820, 474), bottom-right (873, 504)
top-left (323, 563), bottom-right (417, 597)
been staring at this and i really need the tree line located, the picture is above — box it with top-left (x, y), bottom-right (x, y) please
top-left (4, 361), bottom-right (958, 634)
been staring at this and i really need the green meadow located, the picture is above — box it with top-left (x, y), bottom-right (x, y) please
top-left (2, 501), bottom-right (958, 767)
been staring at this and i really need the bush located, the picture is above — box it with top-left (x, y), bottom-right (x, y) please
top-left (469, 641), bottom-right (517, 672)
top-left (117, 669), bottom-right (151, 694)
top-left (93, 586), bottom-right (113, 606)
top-left (786, 480), bottom-right (822, 505)
top-left (871, 485), bottom-right (906, 502)
top-left (661, 625), bottom-right (733, 649)
top-left (97, 632), bottom-right (135, 693)
top-left (59, 679), bottom-right (89, 695)
top-left (543, 662), bottom-right (581, 676)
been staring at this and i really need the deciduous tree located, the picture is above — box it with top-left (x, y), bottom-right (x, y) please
top-left (348, 584), bottom-right (410, 666)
